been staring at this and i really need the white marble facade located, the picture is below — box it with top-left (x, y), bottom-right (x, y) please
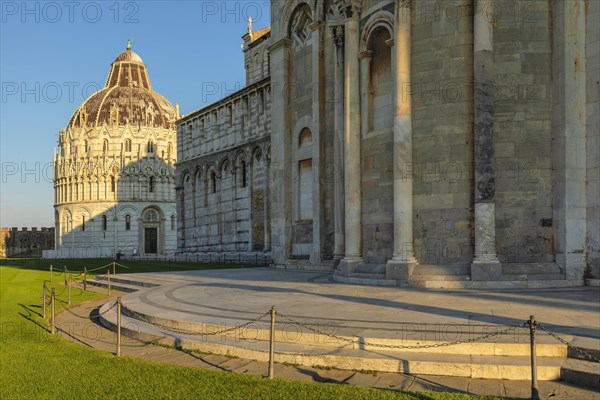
top-left (45, 43), bottom-right (178, 259)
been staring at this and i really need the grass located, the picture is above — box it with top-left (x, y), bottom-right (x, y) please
top-left (0, 258), bottom-right (512, 400)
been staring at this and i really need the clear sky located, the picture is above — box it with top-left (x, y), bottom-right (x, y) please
top-left (0, 0), bottom-right (271, 227)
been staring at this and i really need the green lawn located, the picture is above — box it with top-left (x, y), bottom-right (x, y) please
top-left (0, 259), bottom-right (511, 400)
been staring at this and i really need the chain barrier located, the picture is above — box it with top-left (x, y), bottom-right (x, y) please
top-left (537, 323), bottom-right (600, 363)
top-left (57, 299), bottom-right (118, 320)
top-left (146, 311), bottom-right (271, 337)
top-left (277, 312), bottom-right (527, 350)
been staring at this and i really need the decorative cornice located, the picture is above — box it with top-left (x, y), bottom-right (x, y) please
top-left (267, 38), bottom-right (292, 53)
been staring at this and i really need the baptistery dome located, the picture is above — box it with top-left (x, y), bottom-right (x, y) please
top-left (48, 42), bottom-right (178, 259)
top-left (68, 42), bottom-right (177, 130)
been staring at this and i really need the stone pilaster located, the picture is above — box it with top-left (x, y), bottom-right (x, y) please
top-left (310, 22), bottom-right (323, 264)
top-left (471, 0), bottom-right (501, 280)
top-left (387, 1), bottom-right (417, 282)
top-left (359, 50), bottom-right (372, 138)
top-left (331, 25), bottom-right (345, 263)
top-left (268, 38), bottom-right (293, 266)
top-left (338, 5), bottom-right (363, 274)
top-left (552, 0), bottom-right (588, 280)
top-left (263, 154), bottom-right (271, 252)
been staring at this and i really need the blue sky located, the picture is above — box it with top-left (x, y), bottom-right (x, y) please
top-left (0, 0), bottom-right (270, 227)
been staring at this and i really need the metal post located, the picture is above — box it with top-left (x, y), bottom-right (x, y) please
top-left (83, 268), bottom-right (87, 291)
top-left (68, 275), bottom-right (71, 305)
top-left (528, 315), bottom-right (540, 400)
top-left (116, 297), bottom-right (122, 356)
top-left (268, 306), bottom-right (276, 379)
top-left (50, 265), bottom-right (53, 283)
top-left (50, 288), bottom-right (56, 335)
top-left (107, 269), bottom-right (111, 295)
top-left (113, 261), bottom-right (116, 276)
top-left (42, 281), bottom-right (47, 319)
top-left (64, 266), bottom-right (68, 285)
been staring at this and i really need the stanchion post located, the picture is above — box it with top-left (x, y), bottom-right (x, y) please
top-left (64, 266), bottom-right (67, 285)
top-left (113, 261), bottom-right (116, 276)
top-left (83, 267), bottom-right (87, 291)
top-left (528, 315), bottom-right (540, 400)
top-left (50, 288), bottom-right (56, 335)
top-left (68, 276), bottom-right (71, 305)
top-left (42, 281), bottom-right (47, 319)
top-left (50, 265), bottom-right (53, 283)
top-left (116, 297), bottom-right (122, 356)
top-left (107, 269), bottom-right (111, 295)
top-left (268, 306), bottom-right (276, 379)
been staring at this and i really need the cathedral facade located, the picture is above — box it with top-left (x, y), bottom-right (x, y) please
top-left (178, 0), bottom-right (598, 287)
top-left (46, 43), bottom-right (178, 258)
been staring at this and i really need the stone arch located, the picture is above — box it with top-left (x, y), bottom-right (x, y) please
top-left (286, 2), bottom-right (314, 45)
top-left (299, 128), bottom-right (313, 147)
top-left (252, 146), bottom-right (263, 163)
top-left (117, 204), bottom-right (140, 219)
top-left (280, 1), bottom-right (315, 39)
top-left (360, 10), bottom-right (394, 52)
top-left (179, 169), bottom-right (191, 187)
top-left (219, 158), bottom-right (231, 177)
top-left (193, 165), bottom-right (204, 182)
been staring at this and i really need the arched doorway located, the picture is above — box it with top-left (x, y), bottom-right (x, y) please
top-left (141, 208), bottom-right (162, 254)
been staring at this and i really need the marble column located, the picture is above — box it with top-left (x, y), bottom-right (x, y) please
top-left (332, 25), bottom-right (345, 263)
top-left (472, 0), bottom-right (501, 280)
top-left (338, 7), bottom-right (363, 274)
top-left (387, 2), bottom-right (418, 282)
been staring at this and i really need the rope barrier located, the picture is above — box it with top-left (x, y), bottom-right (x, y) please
top-left (57, 299), bottom-right (118, 320)
top-left (537, 323), bottom-right (600, 363)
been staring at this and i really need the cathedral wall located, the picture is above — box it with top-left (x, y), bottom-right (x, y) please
top-left (177, 79), bottom-right (271, 253)
top-left (411, 0), bottom-right (474, 265)
top-left (493, 0), bottom-right (554, 263)
top-left (585, 0), bottom-right (600, 278)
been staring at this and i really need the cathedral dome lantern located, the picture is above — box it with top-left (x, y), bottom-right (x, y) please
top-left (68, 41), bottom-right (176, 130)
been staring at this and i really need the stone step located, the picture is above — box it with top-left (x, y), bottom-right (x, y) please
top-left (413, 265), bottom-right (471, 276)
top-left (412, 274), bottom-right (472, 282)
top-left (568, 345), bottom-right (600, 362)
top-left (332, 272), bottom-right (397, 287)
top-left (116, 299), bottom-right (564, 356)
top-left (502, 263), bottom-right (563, 275)
top-left (98, 301), bottom-right (566, 381)
top-left (502, 274), bottom-right (566, 282)
top-left (411, 279), bottom-right (584, 290)
top-left (87, 279), bottom-right (141, 293)
top-left (96, 275), bottom-right (161, 288)
top-left (561, 358), bottom-right (600, 390)
top-left (350, 272), bottom-right (387, 280)
top-left (354, 264), bottom-right (386, 274)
